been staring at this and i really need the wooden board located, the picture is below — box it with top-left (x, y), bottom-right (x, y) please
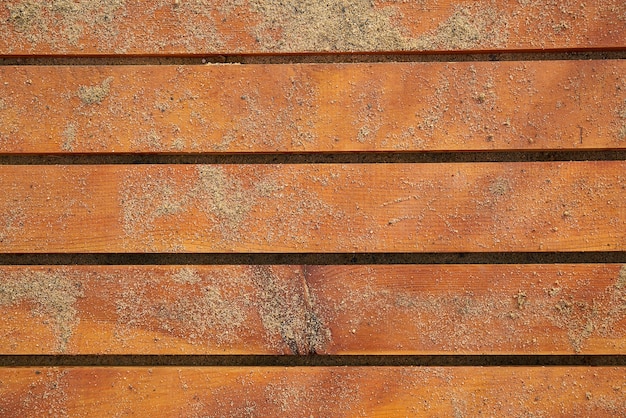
top-left (1, 1), bottom-right (625, 55)
top-left (2, 61), bottom-right (626, 153)
top-left (1, 367), bottom-right (625, 416)
top-left (1, 265), bottom-right (625, 355)
top-left (0, 162), bottom-right (624, 253)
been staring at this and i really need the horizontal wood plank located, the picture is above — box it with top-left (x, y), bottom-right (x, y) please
top-left (1, 367), bottom-right (624, 416)
top-left (0, 162), bottom-right (624, 253)
top-left (0, 1), bottom-right (625, 55)
top-left (2, 61), bottom-right (626, 153)
top-left (1, 265), bottom-right (625, 354)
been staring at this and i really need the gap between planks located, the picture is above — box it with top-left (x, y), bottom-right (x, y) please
top-left (0, 253), bottom-right (625, 266)
top-left (2, 151), bottom-right (626, 165)
top-left (2, 51), bottom-right (626, 66)
top-left (1, 355), bottom-right (626, 367)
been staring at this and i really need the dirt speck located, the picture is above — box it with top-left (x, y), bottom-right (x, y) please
top-left (0, 269), bottom-right (83, 352)
top-left (77, 76), bottom-right (113, 104)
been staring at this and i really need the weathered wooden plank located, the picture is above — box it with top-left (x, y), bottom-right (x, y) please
top-left (0, 367), bottom-right (624, 416)
top-left (1, 61), bottom-right (625, 153)
top-left (0, 1), bottom-right (625, 55)
top-left (1, 265), bottom-right (624, 354)
top-left (0, 163), bottom-right (624, 253)
top-left (311, 264), bottom-right (626, 355)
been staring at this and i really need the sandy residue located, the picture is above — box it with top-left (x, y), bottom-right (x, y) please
top-left (248, 1), bottom-right (508, 52)
top-left (194, 369), bottom-right (366, 416)
top-left (114, 267), bottom-right (250, 346)
top-left (217, 78), bottom-right (318, 151)
top-left (489, 177), bottom-right (511, 197)
top-left (403, 64), bottom-right (500, 149)
top-left (548, 266), bottom-right (626, 352)
top-left (618, 100), bottom-right (626, 140)
top-left (111, 266), bottom-right (330, 353)
top-left (316, 266), bottom-right (626, 353)
top-left (119, 166), bottom-right (266, 244)
top-left (119, 165), bottom-right (343, 249)
top-left (77, 76), bottom-right (113, 105)
top-left (263, 373), bottom-right (359, 415)
top-left (412, 4), bottom-right (509, 50)
top-left (248, 0), bottom-right (405, 52)
top-left (618, 265), bottom-right (626, 289)
top-left (119, 169), bottom-right (186, 241)
top-left (194, 166), bottom-right (254, 232)
top-left (172, 267), bottom-right (201, 285)
top-left (0, 203), bottom-right (25, 244)
top-left (159, 0), bottom-right (225, 52)
top-left (353, 83), bottom-right (384, 144)
top-left (0, 269), bottom-right (84, 352)
top-left (61, 122), bottom-right (76, 151)
top-left (251, 266), bottom-right (330, 354)
top-left (6, 0), bottom-right (126, 47)
top-left (0, 369), bottom-right (69, 417)
top-left (118, 165), bottom-right (352, 252)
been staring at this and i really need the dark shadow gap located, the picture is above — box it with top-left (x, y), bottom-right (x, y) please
top-left (0, 252), bottom-right (623, 265)
top-left (1, 150), bottom-right (626, 165)
top-left (1, 50), bottom-right (625, 66)
top-left (0, 355), bottom-right (624, 367)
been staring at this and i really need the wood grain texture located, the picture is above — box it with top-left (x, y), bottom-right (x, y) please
top-left (1, 265), bottom-right (625, 355)
top-left (0, 162), bottom-right (625, 253)
top-left (0, 1), bottom-right (625, 55)
top-left (1, 367), bottom-right (625, 417)
top-left (2, 61), bottom-right (626, 153)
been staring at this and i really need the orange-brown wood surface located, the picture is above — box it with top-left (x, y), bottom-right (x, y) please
top-left (1, 265), bottom-right (624, 355)
top-left (0, 1), bottom-right (625, 55)
top-left (1, 367), bottom-right (625, 417)
top-left (0, 162), bottom-right (624, 253)
top-left (2, 1), bottom-right (624, 415)
top-left (2, 61), bottom-right (626, 153)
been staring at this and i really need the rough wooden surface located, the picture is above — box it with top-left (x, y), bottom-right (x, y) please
top-left (1, 60), bottom-right (626, 153)
top-left (0, 162), bottom-right (624, 253)
top-left (1, 367), bottom-right (625, 417)
top-left (1, 265), bottom-right (624, 355)
top-left (1, 0), bottom-right (625, 55)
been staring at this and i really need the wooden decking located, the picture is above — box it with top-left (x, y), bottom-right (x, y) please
top-left (0, 1), bottom-right (625, 416)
